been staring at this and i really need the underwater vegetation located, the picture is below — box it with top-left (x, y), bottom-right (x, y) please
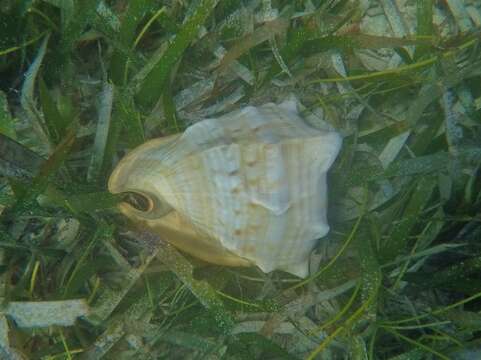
top-left (0, 0), bottom-right (481, 359)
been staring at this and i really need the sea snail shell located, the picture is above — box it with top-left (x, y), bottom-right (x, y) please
top-left (108, 99), bottom-right (342, 278)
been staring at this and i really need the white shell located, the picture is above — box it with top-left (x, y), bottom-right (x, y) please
top-left (108, 99), bottom-right (342, 277)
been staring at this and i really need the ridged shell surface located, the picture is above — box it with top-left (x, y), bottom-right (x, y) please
top-left (108, 99), bottom-right (342, 277)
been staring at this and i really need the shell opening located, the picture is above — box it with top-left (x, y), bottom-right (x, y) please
top-left (121, 191), bottom-right (154, 213)
top-left (118, 190), bottom-right (173, 220)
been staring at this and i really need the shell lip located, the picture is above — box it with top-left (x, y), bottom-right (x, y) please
top-left (108, 144), bottom-right (175, 220)
top-left (119, 191), bottom-right (155, 213)
top-left (109, 164), bottom-right (173, 220)
top-left (114, 189), bottom-right (172, 220)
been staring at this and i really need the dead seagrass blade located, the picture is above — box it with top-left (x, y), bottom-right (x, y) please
top-left (108, 99), bottom-right (342, 278)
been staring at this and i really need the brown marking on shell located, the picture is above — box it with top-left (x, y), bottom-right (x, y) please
top-left (239, 243), bottom-right (256, 256)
